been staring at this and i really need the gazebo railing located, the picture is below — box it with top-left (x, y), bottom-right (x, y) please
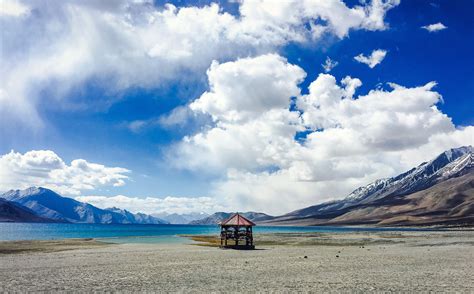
top-left (220, 226), bottom-right (254, 248)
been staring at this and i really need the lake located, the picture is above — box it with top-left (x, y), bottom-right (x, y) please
top-left (0, 223), bottom-right (441, 243)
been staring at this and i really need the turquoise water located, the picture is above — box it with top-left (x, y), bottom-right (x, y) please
top-left (0, 223), bottom-right (440, 243)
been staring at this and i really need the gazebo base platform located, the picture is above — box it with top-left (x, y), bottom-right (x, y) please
top-left (219, 245), bottom-right (255, 250)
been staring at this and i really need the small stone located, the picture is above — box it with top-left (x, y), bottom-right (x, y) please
top-left (336, 255), bottom-right (339, 258)
top-left (304, 256), bottom-right (308, 259)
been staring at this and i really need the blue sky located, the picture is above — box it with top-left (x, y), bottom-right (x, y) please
top-left (0, 0), bottom-right (473, 214)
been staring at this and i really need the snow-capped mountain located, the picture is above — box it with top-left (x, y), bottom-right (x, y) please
top-left (267, 146), bottom-right (474, 226)
top-left (347, 145), bottom-right (473, 204)
top-left (1, 187), bottom-right (167, 224)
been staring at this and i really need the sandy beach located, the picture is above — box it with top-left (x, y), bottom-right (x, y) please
top-left (1, 231), bottom-right (473, 292)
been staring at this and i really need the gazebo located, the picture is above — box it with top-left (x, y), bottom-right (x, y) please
top-left (219, 213), bottom-right (255, 249)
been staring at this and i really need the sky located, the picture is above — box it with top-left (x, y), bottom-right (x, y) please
top-left (0, 0), bottom-right (473, 215)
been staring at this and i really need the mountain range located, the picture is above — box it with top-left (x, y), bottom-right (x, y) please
top-left (152, 212), bottom-right (210, 224)
top-left (0, 187), bottom-right (168, 224)
top-left (189, 211), bottom-right (274, 225)
top-left (1, 146), bottom-right (472, 227)
top-left (106, 207), bottom-right (169, 225)
top-left (264, 146), bottom-right (473, 226)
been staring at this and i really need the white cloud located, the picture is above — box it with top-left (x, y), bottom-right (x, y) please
top-left (322, 57), bottom-right (338, 73)
top-left (237, 0), bottom-right (399, 41)
top-left (158, 106), bottom-right (195, 129)
top-left (0, 0), bottom-right (30, 17)
top-left (123, 105), bottom-right (210, 133)
top-left (421, 22), bottom-right (447, 32)
top-left (0, 150), bottom-right (130, 195)
top-left (168, 54), bottom-right (474, 215)
top-left (354, 49), bottom-right (387, 68)
top-left (126, 120), bottom-right (148, 133)
top-left (0, 0), bottom-right (399, 128)
top-left (75, 195), bottom-right (224, 215)
top-left (190, 54), bottom-right (306, 123)
top-left (396, 126), bottom-right (474, 166)
top-left (171, 54), bottom-right (305, 172)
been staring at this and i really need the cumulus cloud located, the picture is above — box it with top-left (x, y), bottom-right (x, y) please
top-left (321, 57), bottom-right (339, 73)
top-left (75, 195), bottom-right (223, 215)
top-left (238, 0), bottom-right (399, 41)
top-left (168, 54), bottom-right (473, 214)
top-left (354, 49), bottom-right (387, 68)
top-left (0, 0), bottom-right (399, 128)
top-left (0, 150), bottom-right (130, 195)
top-left (171, 54), bottom-right (305, 172)
top-left (421, 22), bottom-right (447, 32)
top-left (190, 54), bottom-right (306, 123)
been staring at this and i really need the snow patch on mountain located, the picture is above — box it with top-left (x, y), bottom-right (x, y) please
top-left (344, 146), bottom-right (473, 203)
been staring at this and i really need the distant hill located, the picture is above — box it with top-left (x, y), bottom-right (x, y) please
top-left (265, 146), bottom-right (474, 227)
top-left (1, 187), bottom-right (168, 224)
top-left (189, 211), bottom-right (274, 225)
top-left (152, 212), bottom-right (210, 224)
top-left (106, 207), bottom-right (168, 224)
top-left (0, 198), bottom-right (54, 223)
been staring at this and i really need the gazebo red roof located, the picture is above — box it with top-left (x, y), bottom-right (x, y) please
top-left (220, 213), bottom-right (256, 226)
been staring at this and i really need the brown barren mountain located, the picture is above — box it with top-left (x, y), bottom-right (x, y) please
top-left (329, 173), bottom-right (474, 226)
top-left (265, 146), bottom-right (473, 227)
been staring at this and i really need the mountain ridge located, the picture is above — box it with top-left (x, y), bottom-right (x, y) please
top-left (189, 211), bottom-right (274, 225)
top-left (152, 212), bottom-right (210, 224)
top-left (106, 207), bottom-right (169, 224)
top-left (0, 197), bottom-right (55, 223)
top-left (2, 146), bottom-right (472, 227)
top-left (1, 187), bottom-right (167, 224)
top-left (265, 146), bottom-right (474, 226)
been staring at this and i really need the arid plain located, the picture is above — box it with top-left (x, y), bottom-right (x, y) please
top-left (0, 231), bottom-right (473, 292)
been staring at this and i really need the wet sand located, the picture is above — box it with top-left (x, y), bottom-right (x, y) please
top-left (0, 231), bottom-right (473, 292)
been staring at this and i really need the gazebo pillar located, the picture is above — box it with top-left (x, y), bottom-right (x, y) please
top-left (235, 226), bottom-right (239, 246)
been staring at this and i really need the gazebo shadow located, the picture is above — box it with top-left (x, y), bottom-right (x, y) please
top-left (220, 247), bottom-right (267, 251)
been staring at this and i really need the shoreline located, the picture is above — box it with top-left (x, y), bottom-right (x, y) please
top-left (1, 230), bottom-right (473, 253)
top-left (2, 220), bottom-right (473, 228)
top-left (1, 226), bottom-right (473, 245)
top-left (2, 222), bottom-right (473, 244)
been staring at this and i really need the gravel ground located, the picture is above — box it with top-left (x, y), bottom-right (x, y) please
top-left (0, 231), bottom-right (473, 292)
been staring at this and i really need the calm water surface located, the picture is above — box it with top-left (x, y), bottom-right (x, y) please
top-left (0, 223), bottom-right (440, 243)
